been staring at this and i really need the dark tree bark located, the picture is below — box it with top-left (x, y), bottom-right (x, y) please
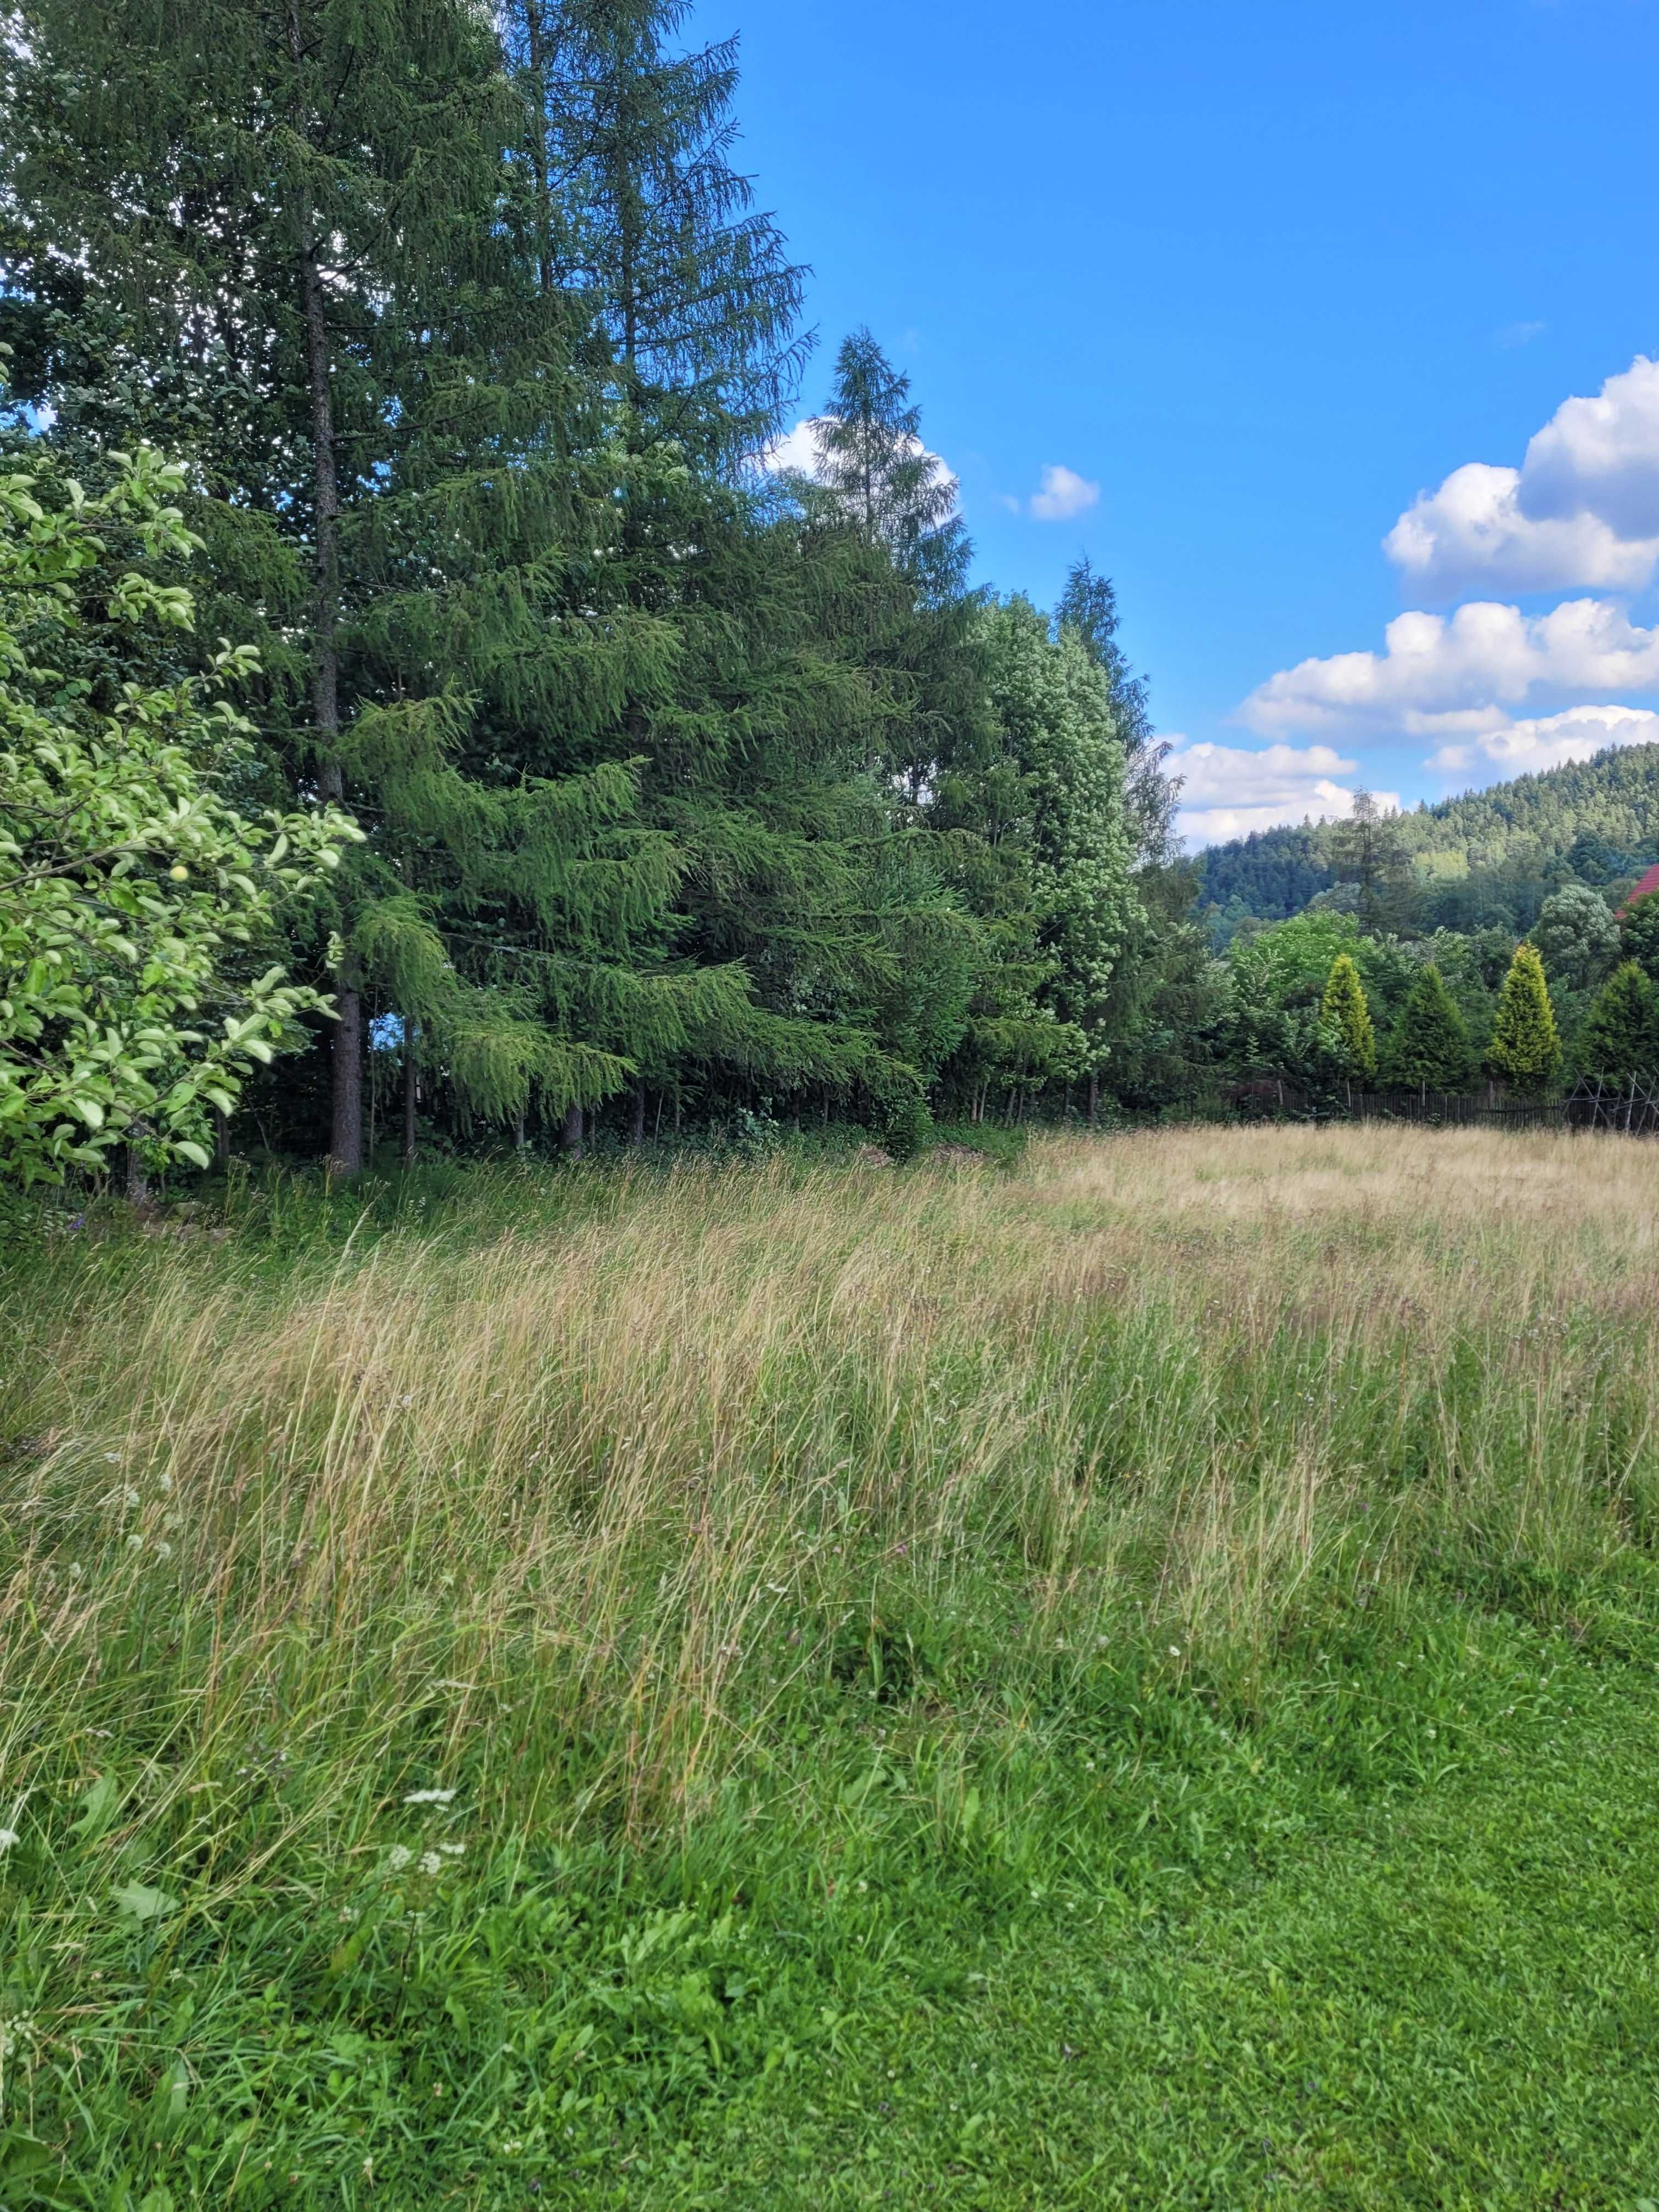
top-left (402, 1020), bottom-right (418, 1167)
top-left (630, 1085), bottom-right (647, 1144)
top-left (290, 1), bottom-right (361, 1174)
top-left (560, 1102), bottom-right (584, 1159)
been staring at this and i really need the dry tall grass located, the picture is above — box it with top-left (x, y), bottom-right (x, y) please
top-left (5, 1123), bottom-right (1657, 1878)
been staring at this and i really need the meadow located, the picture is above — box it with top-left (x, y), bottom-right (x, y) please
top-left (5, 1123), bottom-right (1659, 2209)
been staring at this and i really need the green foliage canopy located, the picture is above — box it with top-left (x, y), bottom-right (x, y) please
top-left (0, 448), bottom-right (359, 1184)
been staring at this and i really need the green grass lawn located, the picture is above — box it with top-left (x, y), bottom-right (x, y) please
top-left (7, 1126), bottom-right (1659, 2208)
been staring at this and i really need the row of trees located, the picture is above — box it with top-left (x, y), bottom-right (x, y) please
top-left (1, 0), bottom-right (1184, 1183)
top-left (1288, 896), bottom-right (1659, 1097)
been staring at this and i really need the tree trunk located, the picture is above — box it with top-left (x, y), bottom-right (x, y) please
top-left (212, 1107), bottom-right (231, 1166)
top-left (290, 2), bottom-right (360, 1175)
top-left (123, 1141), bottom-right (150, 1207)
top-left (631, 1085), bottom-right (647, 1144)
top-left (524, 4), bottom-right (556, 294)
top-left (1087, 1073), bottom-right (1099, 1126)
top-left (329, 990), bottom-right (363, 1178)
top-left (402, 1020), bottom-right (418, 1167)
top-left (560, 1102), bottom-right (584, 1159)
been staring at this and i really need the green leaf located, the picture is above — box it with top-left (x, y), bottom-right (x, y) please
top-left (172, 1139), bottom-right (211, 1170)
top-left (112, 1881), bottom-right (179, 1923)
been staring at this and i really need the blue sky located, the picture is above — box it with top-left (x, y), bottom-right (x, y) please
top-left (692, 0), bottom-right (1659, 844)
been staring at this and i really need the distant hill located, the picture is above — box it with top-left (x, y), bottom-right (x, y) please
top-left (1192, 742), bottom-right (1659, 938)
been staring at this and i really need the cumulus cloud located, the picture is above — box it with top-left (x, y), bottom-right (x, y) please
top-left (1522, 353), bottom-right (1659, 540)
top-left (1426, 702), bottom-right (1659, 781)
top-left (760, 419), bottom-right (826, 476)
top-left (1385, 354), bottom-right (1659, 597)
top-left (1385, 463), bottom-right (1659, 600)
top-left (1029, 464), bottom-right (1099, 522)
top-left (1242, 597), bottom-right (1659, 742)
top-left (1168, 737), bottom-right (1399, 848)
top-left (760, 417), bottom-right (958, 505)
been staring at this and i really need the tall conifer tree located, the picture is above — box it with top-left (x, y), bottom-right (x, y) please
top-left (1574, 960), bottom-right (1657, 1083)
top-left (1321, 952), bottom-right (1377, 1079)
top-left (1380, 963), bottom-right (1470, 1090)
top-left (1487, 942), bottom-right (1562, 1092)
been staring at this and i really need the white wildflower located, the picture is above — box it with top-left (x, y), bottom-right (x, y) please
top-left (155, 1542), bottom-right (173, 1561)
top-left (0, 1829), bottom-right (19, 1853)
top-left (157, 1474), bottom-right (173, 1494)
top-left (126, 1533), bottom-right (144, 1550)
top-left (437, 1842), bottom-right (465, 1858)
top-left (402, 1788), bottom-right (456, 1805)
top-left (418, 1851), bottom-right (443, 1877)
top-left (386, 1845), bottom-right (414, 1872)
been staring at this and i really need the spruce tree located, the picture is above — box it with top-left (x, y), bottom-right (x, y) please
top-left (808, 330), bottom-right (969, 605)
top-left (1380, 963), bottom-right (1470, 1091)
top-left (1321, 952), bottom-right (1376, 1079)
top-left (1486, 943), bottom-right (1562, 1092)
top-left (1574, 960), bottom-right (1657, 1084)
top-left (1329, 791), bottom-right (1413, 936)
top-left (504, 0), bottom-right (808, 461)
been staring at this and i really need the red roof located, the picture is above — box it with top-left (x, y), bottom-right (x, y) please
top-left (1620, 863), bottom-right (1659, 915)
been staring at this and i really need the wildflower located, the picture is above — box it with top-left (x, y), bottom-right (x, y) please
top-left (437, 1842), bottom-right (465, 1858)
top-left (402, 1788), bottom-right (456, 1805)
top-left (0, 1829), bottom-right (19, 1853)
top-left (157, 1474), bottom-right (173, 1494)
top-left (155, 1542), bottom-right (173, 1561)
top-left (419, 1851), bottom-right (443, 1877)
top-left (386, 1845), bottom-right (414, 1872)
top-left (1168, 1645), bottom-right (1181, 1658)
top-left (127, 1533), bottom-right (144, 1550)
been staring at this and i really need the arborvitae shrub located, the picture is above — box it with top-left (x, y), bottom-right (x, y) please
top-left (1320, 952), bottom-right (1376, 1079)
top-left (1486, 943), bottom-right (1562, 1092)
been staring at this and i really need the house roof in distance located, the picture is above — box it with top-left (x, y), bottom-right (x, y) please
top-left (1619, 862), bottom-right (1659, 915)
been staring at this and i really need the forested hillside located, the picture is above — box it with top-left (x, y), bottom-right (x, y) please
top-left (1196, 743), bottom-right (1659, 940)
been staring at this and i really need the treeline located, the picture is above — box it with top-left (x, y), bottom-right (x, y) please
top-left (1197, 745), bottom-right (1659, 942)
top-left (0, 0), bottom-right (1208, 1177)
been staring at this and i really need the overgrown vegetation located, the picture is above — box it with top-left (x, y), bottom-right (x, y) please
top-left (6, 1127), bottom-right (1659, 2204)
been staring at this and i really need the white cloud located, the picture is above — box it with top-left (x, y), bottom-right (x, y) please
top-left (1496, 320), bottom-right (1546, 350)
top-left (1385, 354), bottom-right (1659, 597)
top-left (761, 419), bottom-right (825, 475)
top-left (1029, 464), bottom-right (1099, 522)
top-left (759, 417), bottom-right (958, 505)
top-left (1426, 702), bottom-right (1659, 780)
top-left (1242, 597), bottom-right (1659, 742)
top-left (1384, 463), bottom-right (1659, 600)
top-left (1168, 737), bottom-right (1399, 848)
top-left (1522, 353), bottom-right (1659, 541)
